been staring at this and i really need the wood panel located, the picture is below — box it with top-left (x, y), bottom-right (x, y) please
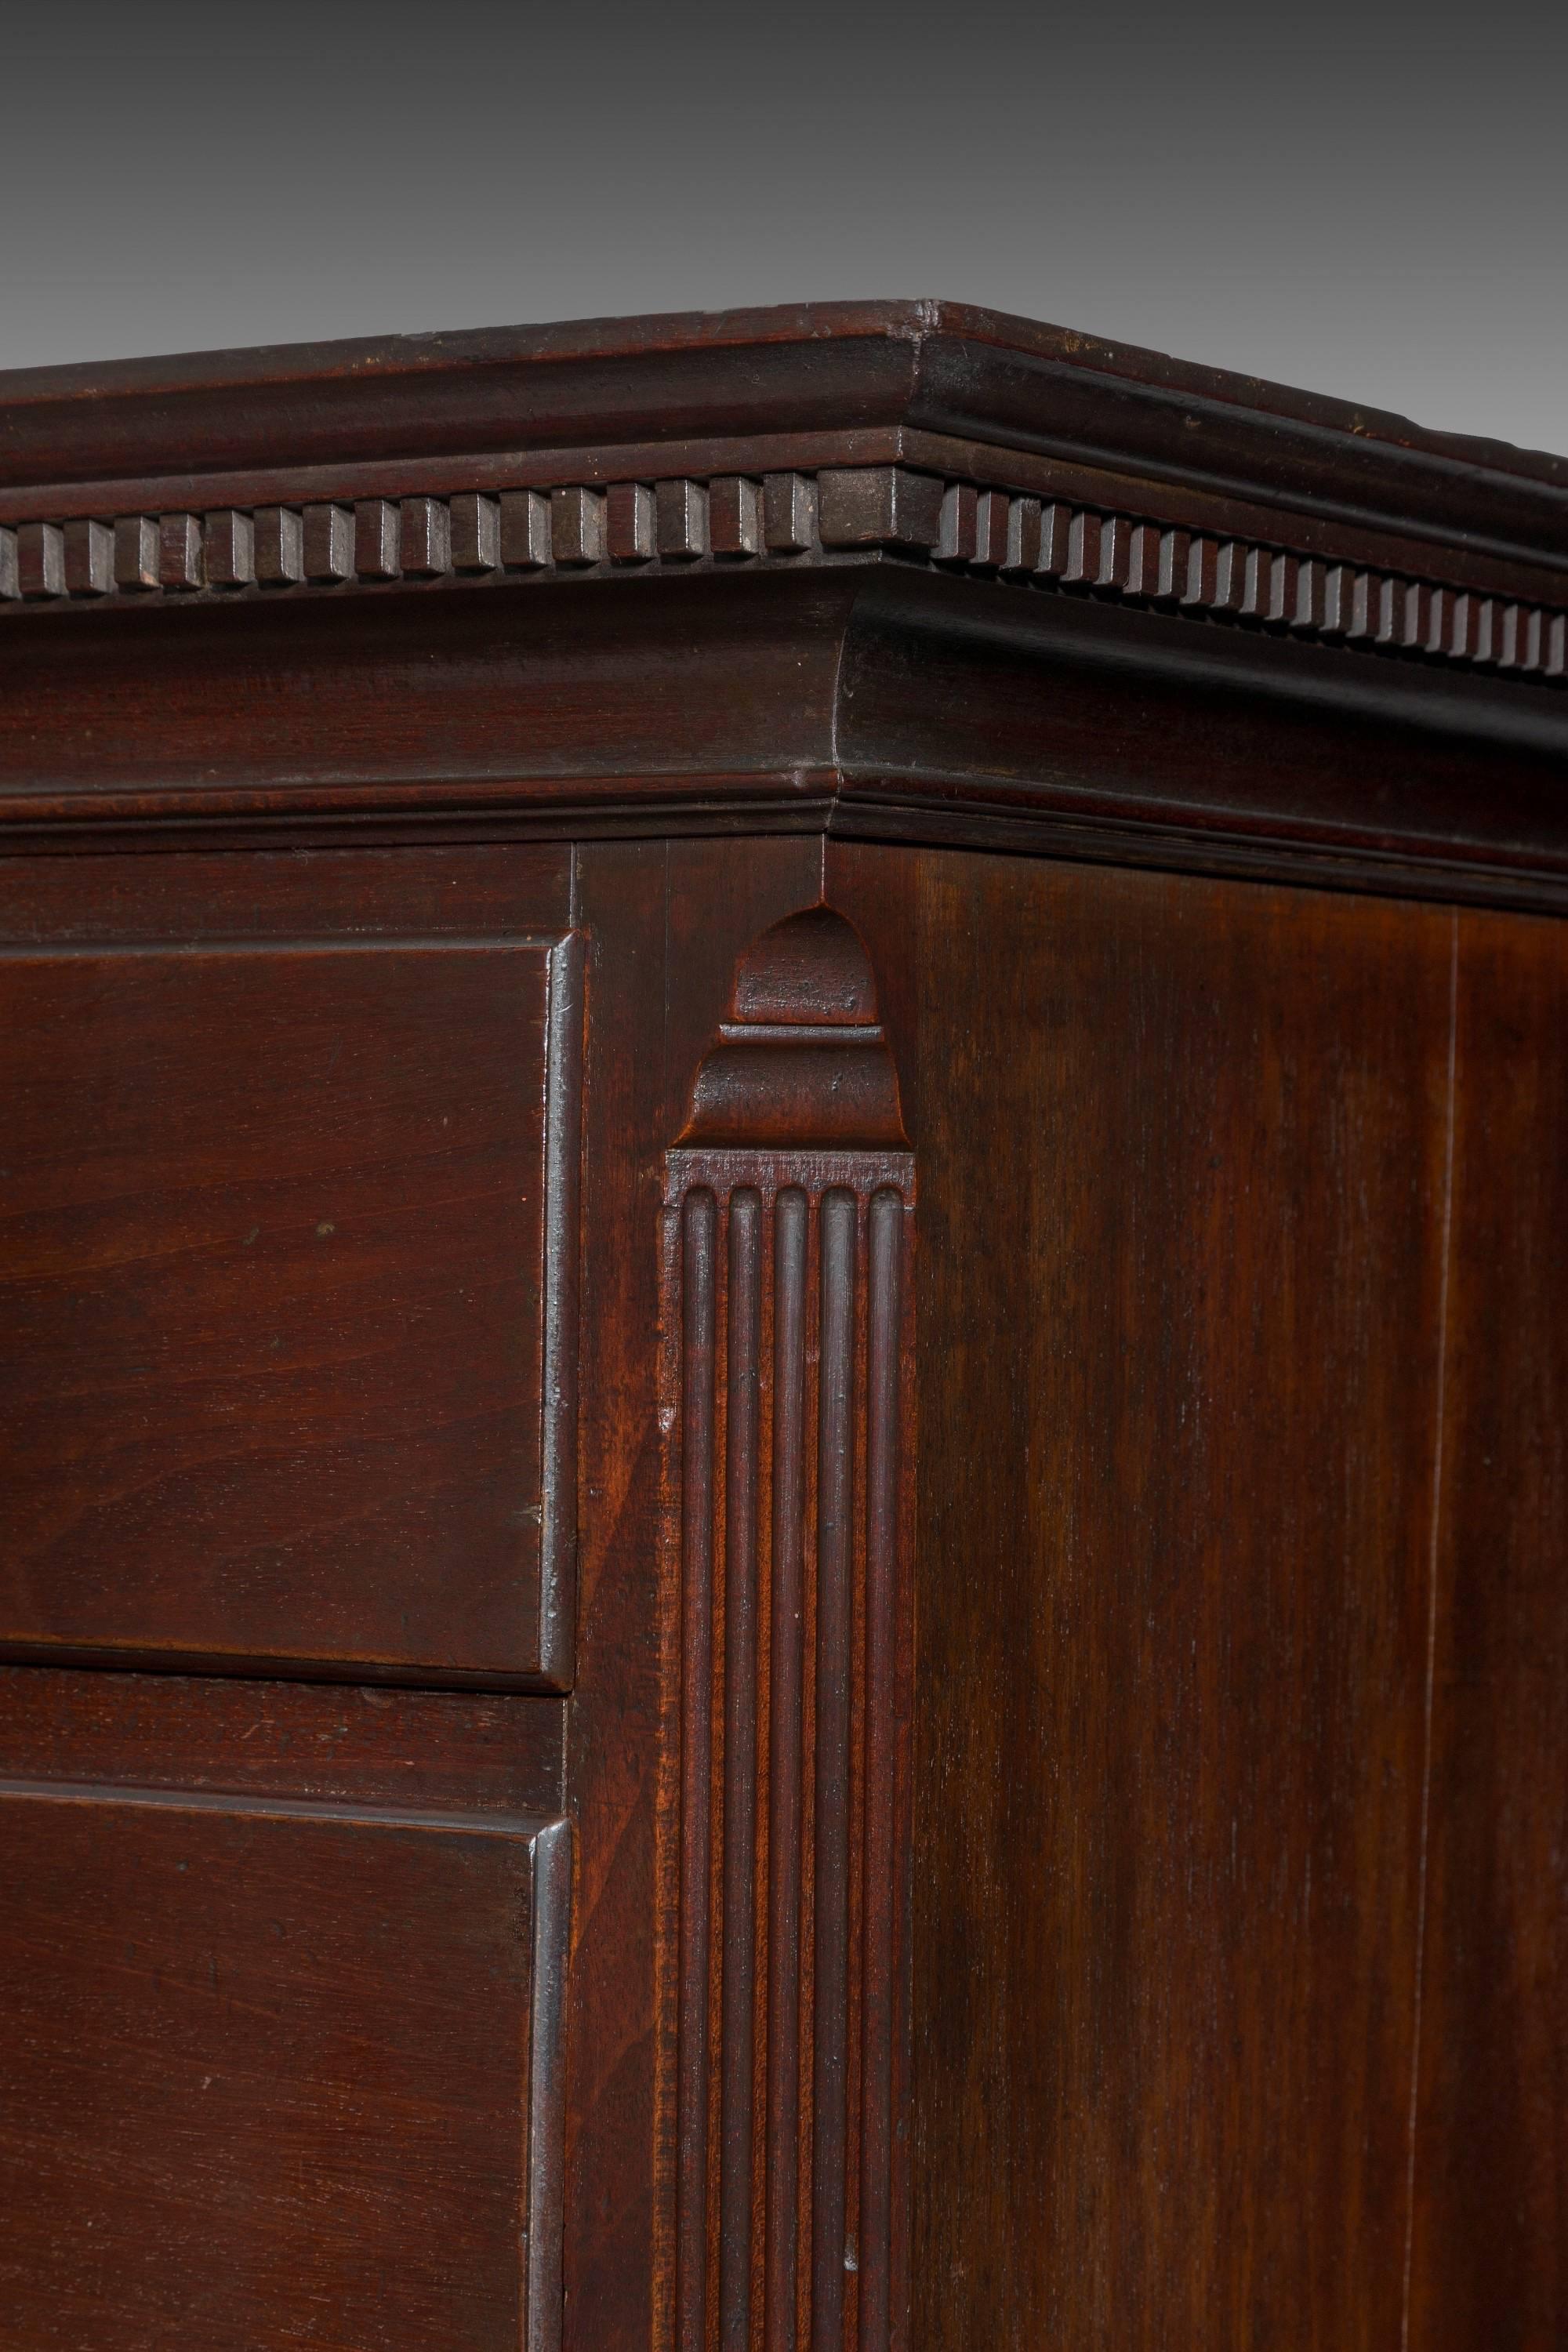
top-left (1408, 910), bottom-right (1568, 2349)
top-left (902, 849), bottom-right (1454, 2349)
top-left (0, 1666), bottom-right (564, 1818)
top-left (0, 1783), bottom-right (569, 2351)
top-left (0, 841), bottom-right (571, 945)
top-left (0, 933), bottom-right (582, 1686)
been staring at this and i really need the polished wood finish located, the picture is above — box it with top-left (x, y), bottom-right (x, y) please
top-left (2, 307), bottom-right (1568, 906)
top-left (893, 851), bottom-right (1450, 2348)
top-left (1409, 908), bottom-right (1568, 2347)
top-left (563, 835), bottom-right (828, 2352)
top-left (0, 1784), bottom-right (568, 2351)
top-left (0, 1665), bottom-right (565, 1817)
top-left (0, 933), bottom-right (582, 1686)
top-left (2, 303), bottom-right (1563, 567)
top-left (662, 910), bottom-right (915, 2352)
top-left (7, 459), bottom-right (1562, 715)
top-left (0, 307), bottom-right (1562, 2350)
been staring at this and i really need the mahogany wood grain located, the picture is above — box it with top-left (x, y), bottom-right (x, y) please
top-left (662, 1154), bottom-right (914, 2352)
top-left (902, 848), bottom-right (1454, 2350)
top-left (832, 568), bottom-right (1568, 911)
top-left (2, 558), bottom-right (1563, 913)
top-left (0, 303), bottom-right (1561, 2352)
top-left (0, 934), bottom-right (580, 1686)
top-left (0, 841), bottom-right (570, 942)
top-left (561, 837), bottom-right (680, 2352)
top-left (564, 837), bottom-right (826, 2352)
top-left (663, 905), bottom-right (916, 2352)
top-left (0, 1782), bottom-right (568, 2352)
top-left (1408, 909), bottom-right (1568, 2349)
top-left (0, 571), bottom-right (851, 809)
top-left (0, 1665), bottom-right (564, 1817)
top-left (2, 303), bottom-right (1563, 572)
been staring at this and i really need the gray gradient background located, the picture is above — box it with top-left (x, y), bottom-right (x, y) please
top-left (2, 0), bottom-right (1564, 456)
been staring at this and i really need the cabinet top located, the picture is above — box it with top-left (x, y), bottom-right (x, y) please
top-left (2, 302), bottom-right (1566, 908)
top-left (1, 299), bottom-right (1565, 579)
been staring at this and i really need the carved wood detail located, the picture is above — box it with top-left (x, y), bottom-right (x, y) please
top-left (3, 463), bottom-right (1563, 690)
top-left (662, 909), bottom-right (915, 2352)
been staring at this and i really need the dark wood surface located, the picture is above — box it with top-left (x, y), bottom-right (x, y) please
top-left (0, 826), bottom-right (1560, 2348)
top-left (662, 906), bottom-right (916, 2352)
top-left (2, 303), bottom-right (1566, 910)
top-left (890, 846), bottom-right (1454, 2349)
top-left (0, 303), bottom-right (1562, 2350)
top-left (0, 839), bottom-right (572, 942)
top-left (0, 1783), bottom-right (567, 2351)
top-left (0, 571), bottom-right (849, 811)
top-left (0, 1665), bottom-right (564, 1817)
top-left (832, 568), bottom-right (1568, 909)
top-left (0, 934), bottom-right (579, 1685)
top-left (2, 300), bottom-right (1564, 569)
top-left (2, 561), bottom-right (1565, 913)
top-left (1409, 907), bottom-right (1568, 2348)
top-left (562, 836), bottom-right (829, 2352)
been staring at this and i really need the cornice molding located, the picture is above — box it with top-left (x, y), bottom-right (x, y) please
top-left (4, 302), bottom-right (1565, 572)
top-left (3, 463), bottom-right (1563, 692)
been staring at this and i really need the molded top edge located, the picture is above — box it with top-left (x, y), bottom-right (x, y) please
top-left (0, 299), bottom-right (1563, 574)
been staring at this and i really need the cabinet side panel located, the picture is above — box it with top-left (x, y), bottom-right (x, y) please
top-left (1409, 910), bottom-right (1568, 2348)
top-left (906, 851), bottom-right (1452, 2349)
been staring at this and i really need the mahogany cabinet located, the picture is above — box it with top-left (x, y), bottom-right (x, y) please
top-left (0, 303), bottom-right (1563, 2350)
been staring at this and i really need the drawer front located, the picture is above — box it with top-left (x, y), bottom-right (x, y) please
top-left (0, 1780), bottom-right (568, 2350)
top-left (0, 934), bottom-right (581, 1685)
